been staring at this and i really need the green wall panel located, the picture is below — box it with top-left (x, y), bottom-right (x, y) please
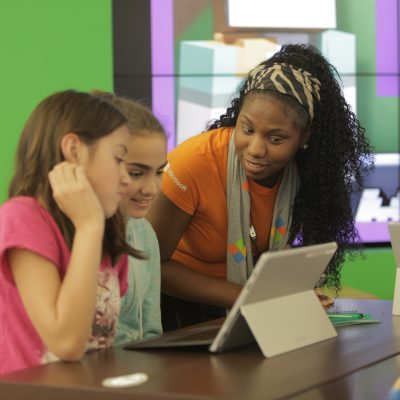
top-left (336, 0), bottom-right (376, 74)
top-left (357, 76), bottom-right (399, 152)
top-left (0, 0), bottom-right (113, 202)
top-left (340, 248), bottom-right (397, 300)
top-left (336, 0), bottom-right (399, 153)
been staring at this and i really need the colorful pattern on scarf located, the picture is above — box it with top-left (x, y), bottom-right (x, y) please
top-left (226, 130), bottom-right (300, 284)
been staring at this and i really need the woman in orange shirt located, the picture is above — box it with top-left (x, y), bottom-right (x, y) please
top-left (147, 44), bottom-right (374, 330)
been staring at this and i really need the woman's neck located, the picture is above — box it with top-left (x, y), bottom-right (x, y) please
top-left (253, 170), bottom-right (282, 188)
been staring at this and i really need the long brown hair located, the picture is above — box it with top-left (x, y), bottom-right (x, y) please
top-left (9, 89), bottom-right (144, 263)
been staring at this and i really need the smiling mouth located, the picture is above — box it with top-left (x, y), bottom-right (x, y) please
top-left (131, 199), bottom-right (153, 206)
top-left (244, 159), bottom-right (269, 171)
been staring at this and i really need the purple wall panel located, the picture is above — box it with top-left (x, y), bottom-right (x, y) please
top-left (376, 0), bottom-right (400, 96)
top-left (150, 0), bottom-right (176, 150)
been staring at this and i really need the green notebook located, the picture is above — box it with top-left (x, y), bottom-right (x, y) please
top-left (327, 312), bottom-right (380, 326)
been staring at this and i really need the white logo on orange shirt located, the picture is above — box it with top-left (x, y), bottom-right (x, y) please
top-left (164, 163), bottom-right (187, 192)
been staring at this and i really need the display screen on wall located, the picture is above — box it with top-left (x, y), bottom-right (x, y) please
top-left (150, 0), bottom-right (399, 244)
top-left (227, 0), bottom-right (336, 30)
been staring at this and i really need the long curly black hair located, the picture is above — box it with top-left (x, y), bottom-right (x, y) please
top-left (208, 44), bottom-right (374, 291)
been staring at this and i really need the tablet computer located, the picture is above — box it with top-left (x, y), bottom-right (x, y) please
top-left (124, 242), bottom-right (338, 357)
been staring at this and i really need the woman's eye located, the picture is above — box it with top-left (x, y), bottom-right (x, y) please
top-left (243, 126), bottom-right (254, 134)
top-left (270, 136), bottom-right (283, 143)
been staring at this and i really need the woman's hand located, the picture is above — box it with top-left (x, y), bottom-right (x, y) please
top-left (315, 288), bottom-right (334, 308)
top-left (48, 162), bottom-right (104, 230)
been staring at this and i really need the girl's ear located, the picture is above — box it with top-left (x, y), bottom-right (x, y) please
top-left (60, 133), bottom-right (81, 162)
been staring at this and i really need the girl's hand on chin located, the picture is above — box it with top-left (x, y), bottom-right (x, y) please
top-left (48, 161), bottom-right (104, 230)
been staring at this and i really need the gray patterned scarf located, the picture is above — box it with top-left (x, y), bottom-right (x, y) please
top-left (226, 131), bottom-right (299, 284)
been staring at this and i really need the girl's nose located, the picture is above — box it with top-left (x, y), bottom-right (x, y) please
top-left (141, 177), bottom-right (159, 195)
top-left (120, 165), bottom-right (131, 186)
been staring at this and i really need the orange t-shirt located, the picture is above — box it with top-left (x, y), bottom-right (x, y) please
top-left (163, 127), bottom-right (280, 280)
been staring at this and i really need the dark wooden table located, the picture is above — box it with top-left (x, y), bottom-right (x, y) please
top-left (1, 299), bottom-right (400, 400)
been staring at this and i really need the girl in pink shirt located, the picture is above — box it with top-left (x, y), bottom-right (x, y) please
top-left (0, 90), bottom-right (143, 374)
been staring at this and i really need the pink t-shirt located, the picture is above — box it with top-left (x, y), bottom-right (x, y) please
top-left (0, 196), bottom-right (128, 374)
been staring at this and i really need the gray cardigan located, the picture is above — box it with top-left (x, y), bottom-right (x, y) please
top-left (114, 218), bottom-right (162, 346)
